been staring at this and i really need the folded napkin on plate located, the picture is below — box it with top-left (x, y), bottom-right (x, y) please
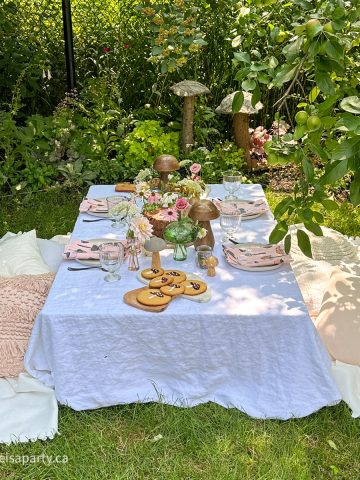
top-left (79, 198), bottom-right (108, 213)
top-left (63, 239), bottom-right (141, 260)
top-left (213, 199), bottom-right (268, 216)
top-left (223, 244), bottom-right (292, 268)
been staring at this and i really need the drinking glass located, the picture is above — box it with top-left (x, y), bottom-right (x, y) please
top-left (223, 171), bottom-right (242, 200)
top-left (99, 242), bottom-right (124, 282)
top-left (107, 196), bottom-right (129, 230)
top-left (220, 212), bottom-right (242, 242)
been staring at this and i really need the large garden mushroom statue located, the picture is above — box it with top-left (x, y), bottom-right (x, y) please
top-left (215, 91), bottom-right (263, 169)
top-left (170, 80), bottom-right (210, 153)
top-left (153, 154), bottom-right (180, 188)
top-left (188, 199), bottom-right (220, 249)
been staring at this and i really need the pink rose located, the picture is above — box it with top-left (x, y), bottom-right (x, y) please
top-left (192, 175), bottom-right (201, 182)
top-left (147, 192), bottom-right (162, 204)
top-left (175, 197), bottom-right (189, 211)
top-left (103, 47), bottom-right (110, 53)
top-left (190, 163), bottom-right (201, 174)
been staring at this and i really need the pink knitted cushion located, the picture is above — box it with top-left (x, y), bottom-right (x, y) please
top-left (0, 273), bottom-right (55, 377)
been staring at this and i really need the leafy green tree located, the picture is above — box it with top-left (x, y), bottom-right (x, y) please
top-left (232, 0), bottom-right (359, 255)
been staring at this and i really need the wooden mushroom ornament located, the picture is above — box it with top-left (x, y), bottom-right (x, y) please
top-left (153, 154), bottom-right (180, 188)
top-left (188, 199), bottom-right (219, 249)
top-left (206, 256), bottom-right (219, 277)
top-left (170, 80), bottom-right (210, 154)
top-left (143, 236), bottom-right (167, 270)
top-left (215, 91), bottom-right (263, 169)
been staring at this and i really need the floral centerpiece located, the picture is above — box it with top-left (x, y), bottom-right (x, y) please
top-left (109, 199), bottom-right (153, 270)
top-left (134, 161), bottom-right (207, 239)
top-left (132, 160), bottom-right (208, 260)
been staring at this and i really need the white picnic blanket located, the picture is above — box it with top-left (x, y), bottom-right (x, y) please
top-left (0, 373), bottom-right (58, 444)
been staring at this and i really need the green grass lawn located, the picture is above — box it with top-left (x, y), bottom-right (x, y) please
top-left (0, 187), bottom-right (359, 480)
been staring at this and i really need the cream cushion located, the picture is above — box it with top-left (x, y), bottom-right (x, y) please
top-left (0, 230), bottom-right (50, 277)
top-left (315, 269), bottom-right (360, 366)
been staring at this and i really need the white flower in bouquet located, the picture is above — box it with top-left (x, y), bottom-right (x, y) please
top-left (130, 215), bottom-right (154, 243)
top-left (178, 178), bottom-right (204, 197)
top-left (110, 201), bottom-right (141, 220)
top-left (134, 168), bottom-right (154, 184)
top-left (161, 192), bottom-right (179, 207)
top-left (109, 200), bottom-right (132, 217)
top-left (135, 181), bottom-right (151, 197)
top-left (197, 227), bottom-right (207, 240)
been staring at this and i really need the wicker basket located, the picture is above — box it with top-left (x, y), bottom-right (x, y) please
top-left (145, 209), bottom-right (171, 239)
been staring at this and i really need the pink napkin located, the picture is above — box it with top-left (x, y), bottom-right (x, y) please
top-left (63, 240), bottom-right (141, 260)
top-left (223, 244), bottom-right (292, 268)
top-left (79, 198), bottom-right (108, 213)
top-left (213, 199), bottom-right (268, 217)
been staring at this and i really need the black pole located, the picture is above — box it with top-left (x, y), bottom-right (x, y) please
top-left (62, 0), bottom-right (76, 91)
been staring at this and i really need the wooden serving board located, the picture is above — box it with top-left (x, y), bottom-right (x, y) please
top-left (115, 182), bottom-right (136, 193)
top-left (123, 286), bottom-right (171, 313)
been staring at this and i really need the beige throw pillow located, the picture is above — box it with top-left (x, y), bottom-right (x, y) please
top-left (315, 269), bottom-right (360, 366)
top-left (0, 273), bottom-right (55, 377)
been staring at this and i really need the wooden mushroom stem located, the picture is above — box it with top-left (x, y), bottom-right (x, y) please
top-left (182, 96), bottom-right (195, 154)
top-left (159, 171), bottom-right (170, 186)
top-left (194, 220), bottom-right (214, 249)
top-left (151, 251), bottom-right (161, 270)
top-left (233, 112), bottom-right (251, 169)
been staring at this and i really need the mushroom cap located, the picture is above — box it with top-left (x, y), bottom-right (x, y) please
top-left (144, 236), bottom-right (167, 252)
top-left (153, 154), bottom-right (180, 173)
top-left (188, 199), bottom-right (220, 221)
top-left (170, 80), bottom-right (210, 98)
top-left (215, 91), bottom-right (263, 115)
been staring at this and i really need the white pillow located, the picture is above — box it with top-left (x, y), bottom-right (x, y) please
top-left (37, 238), bottom-right (64, 272)
top-left (0, 230), bottom-right (50, 277)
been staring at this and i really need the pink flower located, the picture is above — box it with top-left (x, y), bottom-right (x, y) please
top-left (192, 175), bottom-right (201, 182)
top-left (161, 208), bottom-right (178, 222)
top-left (190, 163), bottom-right (201, 174)
top-left (130, 216), bottom-right (153, 243)
top-left (175, 197), bottom-right (189, 211)
top-left (147, 192), bottom-right (162, 204)
top-left (123, 44), bottom-right (130, 49)
top-left (103, 47), bottom-right (110, 53)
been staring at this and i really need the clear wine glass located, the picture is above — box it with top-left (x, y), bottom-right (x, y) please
top-left (107, 196), bottom-right (129, 231)
top-left (99, 242), bottom-right (124, 282)
top-left (222, 171), bottom-right (242, 200)
top-left (219, 212), bottom-right (242, 242)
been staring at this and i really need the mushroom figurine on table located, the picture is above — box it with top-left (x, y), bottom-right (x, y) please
top-left (170, 80), bottom-right (210, 153)
top-left (188, 199), bottom-right (220, 249)
top-left (215, 91), bottom-right (263, 169)
top-left (143, 236), bottom-right (167, 270)
top-left (153, 154), bottom-right (180, 189)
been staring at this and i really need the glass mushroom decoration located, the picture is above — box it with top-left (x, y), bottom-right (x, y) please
top-left (143, 236), bottom-right (167, 270)
top-left (188, 199), bottom-right (220, 249)
top-left (215, 91), bottom-right (263, 169)
top-left (153, 154), bottom-right (180, 190)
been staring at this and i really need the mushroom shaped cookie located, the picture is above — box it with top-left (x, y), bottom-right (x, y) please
top-left (170, 80), bottom-right (210, 153)
top-left (215, 91), bottom-right (263, 168)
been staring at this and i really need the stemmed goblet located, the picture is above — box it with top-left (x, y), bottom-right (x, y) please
top-left (99, 242), bottom-right (124, 282)
top-left (223, 171), bottom-right (242, 200)
top-left (219, 211), bottom-right (242, 242)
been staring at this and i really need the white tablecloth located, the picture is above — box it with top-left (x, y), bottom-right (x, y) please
top-left (25, 184), bottom-right (340, 418)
